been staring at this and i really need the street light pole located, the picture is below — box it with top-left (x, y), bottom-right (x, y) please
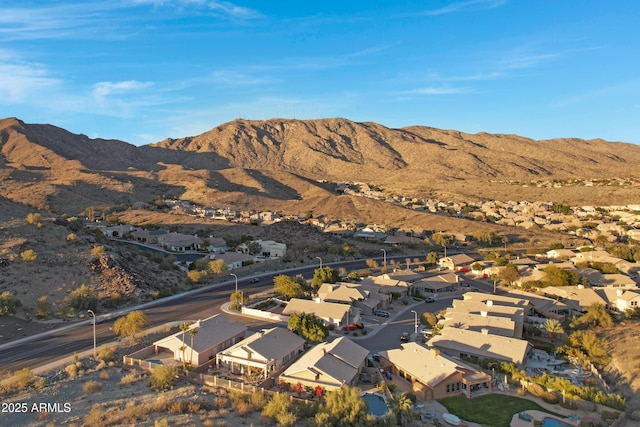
top-left (380, 249), bottom-right (386, 269)
top-left (87, 309), bottom-right (96, 359)
top-left (231, 273), bottom-right (238, 308)
top-left (411, 310), bottom-right (418, 336)
top-left (316, 256), bottom-right (322, 269)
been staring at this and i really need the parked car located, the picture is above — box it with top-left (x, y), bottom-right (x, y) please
top-left (249, 278), bottom-right (259, 283)
top-left (375, 309), bottom-right (390, 317)
top-left (425, 296), bottom-right (435, 303)
top-left (400, 332), bottom-right (410, 342)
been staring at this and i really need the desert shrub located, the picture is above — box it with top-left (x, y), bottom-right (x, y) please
top-left (96, 360), bottom-right (107, 371)
top-left (96, 345), bottom-right (116, 362)
top-left (66, 233), bottom-right (77, 241)
top-left (213, 396), bottom-right (229, 410)
top-left (119, 372), bottom-right (139, 385)
top-left (168, 401), bottom-right (186, 414)
top-left (99, 370), bottom-right (110, 381)
top-left (155, 420), bottom-right (170, 427)
top-left (90, 245), bottom-right (105, 256)
top-left (68, 284), bottom-right (98, 311)
top-left (12, 367), bottom-right (34, 389)
top-left (517, 388), bottom-right (527, 396)
top-left (26, 212), bottom-right (42, 226)
top-left (262, 393), bottom-right (295, 425)
top-left (541, 391), bottom-right (559, 404)
top-left (0, 291), bottom-right (21, 315)
top-left (65, 364), bottom-right (77, 379)
top-left (150, 365), bottom-right (177, 391)
top-left (34, 377), bottom-right (47, 390)
top-left (82, 380), bottom-right (102, 393)
top-left (21, 249), bottom-right (37, 261)
top-left (35, 296), bottom-right (52, 319)
top-left (355, 321), bottom-right (364, 329)
top-left (84, 404), bottom-right (106, 425)
top-left (250, 390), bottom-right (268, 410)
top-left (527, 382), bottom-right (545, 397)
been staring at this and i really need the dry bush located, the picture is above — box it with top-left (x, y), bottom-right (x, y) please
top-left (119, 372), bottom-right (139, 385)
top-left (11, 367), bottom-right (34, 390)
top-left (250, 390), bottom-right (267, 410)
top-left (97, 345), bottom-right (116, 362)
top-left (99, 370), bottom-right (110, 381)
top-left (96, 360), bottom-right (107, 371)
top-left (168, 401), bottom-right (186, 415)
top-left (213, 396), bottom-right (228, 410)
top-left (216, 421), bottom-right (227, 427)
top-left (203, 420), bottom-right (215, 427)
top-left (83, 380), bottom-right (102, 393)
top-left (541, 391), bottom-right (559, 404)
top-left (234, 400), bottom-right (252, 417)
top-left (36, 410), bottom-right (50, 421)
top-left (65, 364), bottom-right (77, 379)
top-left (188, 401), bottom-right (201, 413)
top-left (218, 407), bottom-right (227, 417)
top-left (154, 420), bottom-right (170, 427)
top-left (84, 404), bottom-right (106, 425)
top-left (34, 377), bottom-right (47, 390)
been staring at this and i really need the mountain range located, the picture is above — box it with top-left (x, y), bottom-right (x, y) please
top-left (1, 116), bottom-right (639, 220)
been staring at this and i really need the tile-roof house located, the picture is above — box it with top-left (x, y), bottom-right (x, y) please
top-left (282, 298), bottom-right (354, 328)
top-left (430, 327), bottom-right (533, 367)
top-left (217, 327), bottom-right (305, 379)
top-left (153, 314), bottom-right (246, 367)
top-left (157, 232), bottom-right (203, 252)
top-left (317, 283), bottom-right (386, 315)
top-left (540, 286), bottom-right (608, 314)
top-left (278, 337), bottom-right (369, 392)
top-left (378, 343), bottom-right (492, 400)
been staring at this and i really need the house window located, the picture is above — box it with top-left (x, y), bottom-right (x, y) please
top-left (631, 301), bottom-right (638, 307)
top-left (456, 383), bottom-right (460, 391)
top-left (446, 384), bottom-right (450, 393)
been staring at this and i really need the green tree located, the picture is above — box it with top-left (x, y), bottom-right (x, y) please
top-left (312, 267), bottom-right (340, 289)
top-left (388, 392), bottom-right (414, 426)
top-left (432, 233), bottom-right (453, 247)
top-left (68, 284), bottom-right (98, 311)
top-left (315, 385), bottom-right (369, 427)
top-left (188, 327), bottom-right (198, 368)
top-left (498, 263), bottom-right (520, 286)
top-left (490, 273), bottom-right (499, 294)
top-left (246, 241), bottom-right (263, 255)
top-left (287, 312), bottom-right (329, 342)
top-left (274, 275), bottom-right (304, 300)
top-left (262, 393), bottom-right (296, 427)
top-left (542, 318), bottom-right (564, 345)
top-left (113, 310), bottom-right (148, 342)
top-left (179, 322), bottom-right (189, 370)
top-left (426, 251), bottom-right (439, 265)
top-left (0, 291), bottom-right (21, 315)
top-left (543, 264), bottom-right (578, 287)
top-left (470, 262), bottom-right (483, 272)
top-left (208, 259), bottom-right (227, 274)
top-left (150, 365), bottom-right (177, 391)
top-left (575, 303), bottom-right (614, 328)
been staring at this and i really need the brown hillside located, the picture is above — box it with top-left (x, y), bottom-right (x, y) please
top-left (2, 116), bottom-right (640, 217)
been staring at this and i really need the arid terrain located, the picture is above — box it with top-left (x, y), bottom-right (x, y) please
top-left (2, 116), bottom-right (640, 423)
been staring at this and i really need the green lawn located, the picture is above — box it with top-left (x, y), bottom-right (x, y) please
top-left (438, 394), bottom-right (562, 427)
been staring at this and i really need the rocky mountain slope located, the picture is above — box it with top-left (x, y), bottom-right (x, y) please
top-left (2, 116), bottom-right (640, 218)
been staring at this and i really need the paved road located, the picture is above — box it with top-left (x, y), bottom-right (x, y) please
top-left (0, 255), bottom-right (430, 373)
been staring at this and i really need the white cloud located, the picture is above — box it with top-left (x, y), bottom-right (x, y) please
top-left (402, 87), bottom-right (474, 95)
top-left (92, 80), bottom-right (154, 98)
top-left (419, 0), bottom-right (507, 16)
top-left (0, 51), bottom-right (60, 102)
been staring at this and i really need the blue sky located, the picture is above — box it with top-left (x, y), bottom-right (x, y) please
top-left (1, 1), bottom-right (639, 146)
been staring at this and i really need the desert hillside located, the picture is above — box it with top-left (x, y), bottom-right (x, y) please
top-left (1, 117), bottom-right (640, 217)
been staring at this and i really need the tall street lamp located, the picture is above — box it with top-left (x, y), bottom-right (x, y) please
top-left (87, 309), bottom-right (96, 359)
top-left (410, 310), bottom-right (418, 336)
top-left (316, 256), bottom-right (323, 269)
top-left (380, 249), bottom-right (387, 269)
top-left (231, 273), bottom-right (238, 308)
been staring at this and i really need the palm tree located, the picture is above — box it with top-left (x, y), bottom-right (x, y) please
top-left (188, 327), bottom-right (198, 369)
top-left (490, 273), bottom-right (499, 294)
top-left (542, 318), bottom-right (564, 346)
top-left (388, 392), bottom-right (414, 426)
top-left (179, 322), bottom-right (189, 371)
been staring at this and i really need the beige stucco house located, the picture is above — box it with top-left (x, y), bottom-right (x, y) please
top-left (217, 327), bottom-right (305, 379)
top-left (278, 337), bottom-right (368, 392)
top-left (378, 343), bottom-right (492, 400)
top-left (152, 314), bottom-right (246, 367)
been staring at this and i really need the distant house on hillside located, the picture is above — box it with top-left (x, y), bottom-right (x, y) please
top-left (439, 254), bottom-right (475, 271)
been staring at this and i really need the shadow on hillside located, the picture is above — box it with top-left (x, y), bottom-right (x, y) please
top-left (206, 169), bottom-right (300, 201)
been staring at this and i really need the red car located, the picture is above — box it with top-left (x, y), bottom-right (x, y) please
top-left (459, 267), bottom-right (469, 273)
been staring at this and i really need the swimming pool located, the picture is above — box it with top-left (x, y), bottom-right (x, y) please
top-left (362, 393), bottom-right (389, 418)
top-left (542, 417), bottom-right (574, 427)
